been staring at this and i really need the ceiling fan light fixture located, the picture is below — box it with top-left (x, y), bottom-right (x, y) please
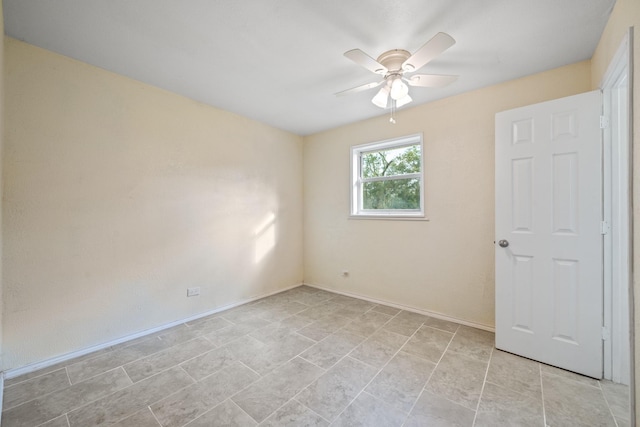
top-left (371, 86), bottom-right (390, 108)
top-left (390, 78), bottom-right (409, 100)
top-left (395, 94), bottom-right (412, 108)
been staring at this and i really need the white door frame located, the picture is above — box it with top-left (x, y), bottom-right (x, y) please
top-left (600, 28), bottom-right (633, 387)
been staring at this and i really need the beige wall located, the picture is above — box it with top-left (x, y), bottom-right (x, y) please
top-left (303, 61), bottom-right (591, 328)
top-left (590, 0), bottom-right (640, 422)
top-left (3, 38), bottom-right (303, 369)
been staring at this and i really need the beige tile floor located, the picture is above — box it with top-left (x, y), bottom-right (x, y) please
top-left (2, 285), bottom-right (630, 426)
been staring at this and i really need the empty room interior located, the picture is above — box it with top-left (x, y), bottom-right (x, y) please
top-left (1, 0), bottom-right (640, 426)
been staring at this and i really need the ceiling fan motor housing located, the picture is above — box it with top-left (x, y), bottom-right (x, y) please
top-left (377, 49), bottom-right (411, 76)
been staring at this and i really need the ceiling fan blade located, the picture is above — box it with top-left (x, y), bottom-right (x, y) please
top-left (402, 32), bottom-right (456, 72)
top-left (344, 49), bottom-right (388, 75)
top-left (407, 74), bottom-right (458, 88)
top-left (335, 80), bottom-right (384, 96)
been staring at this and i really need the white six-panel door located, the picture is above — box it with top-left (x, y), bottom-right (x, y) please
top-left (495, 90), bottom-right (603, 378)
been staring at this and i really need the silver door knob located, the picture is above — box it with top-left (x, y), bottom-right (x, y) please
top-left (498, 239), bottom-right (509, 248)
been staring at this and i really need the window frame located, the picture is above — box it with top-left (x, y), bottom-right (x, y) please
top-left (350, 133), bottom-right (426, 219)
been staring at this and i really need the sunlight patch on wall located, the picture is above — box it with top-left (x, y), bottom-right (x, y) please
top-left (254, 212), bottom-right (276, 263)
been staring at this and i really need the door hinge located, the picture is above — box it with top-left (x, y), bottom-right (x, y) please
top-left (602, 327), bottom-right (610, 341)
top-left (600, 115), bottom-right (610, 129)
top-left (601, 221), bottom-right (610, 235)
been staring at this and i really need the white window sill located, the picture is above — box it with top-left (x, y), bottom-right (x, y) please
top-left (348, 215), bottom-right (430, 221)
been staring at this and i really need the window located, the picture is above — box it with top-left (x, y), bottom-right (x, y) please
top-left (350, 134), bottom-right (424, 218)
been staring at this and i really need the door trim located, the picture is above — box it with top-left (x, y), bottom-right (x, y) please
top-left (600, 28), bottom-right (633, 386)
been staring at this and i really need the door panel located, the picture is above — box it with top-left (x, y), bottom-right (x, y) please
top-left (495, 90), bottom-right (602, 378)
top-left (512, 158), bottom-right (534, 232)
top-left (511, 254), bottom-right (534, 332)
top-left (552, 153), bottom-right (579, 234)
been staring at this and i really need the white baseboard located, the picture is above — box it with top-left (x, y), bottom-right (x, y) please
top-left (303, 282), bottom-right (495, 333)
top-left (4, 283), bottom-right (302, 381)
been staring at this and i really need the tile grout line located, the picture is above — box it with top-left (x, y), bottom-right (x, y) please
top-left (148, 405), bottom-right (163, 427)
top-left (4, 347), bottom-right (117, 389)
top-left (245, 308), bottom-right (404, 425)
top-left (198, 321), bottom-right (234, 339)
top-left (74, 334), bottom-right (214, 386)
top-left (74, 363), bottom-right (200, 426)
top-left (183, 314), bottom-right (222, 328)
top-left (540, 365), bottom-right (602, 389)
top-left (150, 354), bottom-right (267, 426)
top-left (189, 336), bottom-right (221, 353)
top-left (53, 369), bottom-right (141, 424)
top-left (3, 382), bottom-right (67, 413)
top-left (329, 322), bottom-right (422, 424)
top-left (66, 336), bottom-right (180, 386)
top-left (292, 397), bottom-right (333, 425)
top-left (32, 413), bottom-right (70, 427)
top-left (249, 321), bottom-right (311, 344)
top-left (236, 360), bottom-right (265, 379)
top-left (194, 350), bottom-right (250, 383)
top-left (180, 322), bottom-right (234, 342)
top-left (471, 346), bottom-right (494, 426)
top-left (253, 382), bottom-right (329, 424)
top-left (225, 379), bottom-right (269, 424)
top-left (400, 324), bottom-right (459, 427)
top-left (121, 366), bottom-right (134, 385)
top-left (296, 353), bottom-right (331, 373)
top-left (178, 363), bottom-right (199, 383)
top-left (226, 398), bottom-right (257, 425)
top-left (236, 311), bottom-right (372, 421)
top-left (330, 305), bottom-right (401, 345)
top-left (253, 372), bottom-right (330, 425)
top-left (293, 298), bottom-right (391, 344)
top-left (599, 381), bottom-right (622, 427)
top-left (152, 328), bottom-right (340, 422)
top-left (103, 375), bottom-right (199, 427)
top-left (204, 330), bottom-right (251, 349)
top-left (138, 337), bottom-right (221, 376)
top-left (292, 330), bottom-right (319, 343)
top-left (63, 367), bottom-right (72, 388)
top-left (3, 364), bottom-right (131, 417)
top-left (225, 340), bottom-right (330, 423)
top-left (539, 363), bottom-right (549, 427)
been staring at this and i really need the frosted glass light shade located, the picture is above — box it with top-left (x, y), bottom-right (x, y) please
top-left (396, 94), bottom-right (412, 107)
top-left (390, 78), bottom-right (409, 100)
top-left (371, 86), bottom-right (389, 108)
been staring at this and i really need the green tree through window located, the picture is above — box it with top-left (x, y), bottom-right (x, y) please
top-left (361, 145), bottom-right (421, 209)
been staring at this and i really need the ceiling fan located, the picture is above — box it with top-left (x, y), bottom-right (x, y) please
top-left (336, 32), bottom-right (457, 110)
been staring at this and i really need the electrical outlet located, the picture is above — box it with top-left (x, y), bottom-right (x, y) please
top-left (187, 287), bottom-right (200, 297)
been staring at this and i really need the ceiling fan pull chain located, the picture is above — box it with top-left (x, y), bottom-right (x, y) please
top-left (390, 99), bottom-right (397, 124)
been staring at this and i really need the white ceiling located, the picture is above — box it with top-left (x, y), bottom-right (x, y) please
top-left (4, 0), bottom-right (615, 135)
